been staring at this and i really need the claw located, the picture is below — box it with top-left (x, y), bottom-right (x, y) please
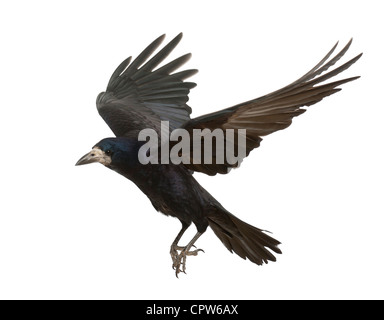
top-left (169, 231), bottom-right (204, 277)
top-left (171, 245), bottom-right (205, 277)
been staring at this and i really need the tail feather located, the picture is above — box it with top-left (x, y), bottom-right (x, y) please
top-left (208, 210), bottom-right (281, 265)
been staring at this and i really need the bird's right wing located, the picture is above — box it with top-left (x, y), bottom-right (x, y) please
top-left (178, 39), bottom-right (362, 175)
top-left (96, 33), bottom-right (197, 138)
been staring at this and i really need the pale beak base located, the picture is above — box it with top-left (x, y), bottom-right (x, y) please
top-left (75, 148), bottom-right (112, 166)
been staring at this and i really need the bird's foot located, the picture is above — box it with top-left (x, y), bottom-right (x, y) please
top-left (170, 245), bottom-right (185, 269)
top-left (170, 244), bottom-right (204, 277)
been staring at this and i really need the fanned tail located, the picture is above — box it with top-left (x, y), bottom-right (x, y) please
top-left (208, 208), bottom-right (281, 265)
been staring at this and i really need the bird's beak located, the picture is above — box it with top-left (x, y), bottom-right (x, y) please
top-left (75, 148), bottom-right (111, 166)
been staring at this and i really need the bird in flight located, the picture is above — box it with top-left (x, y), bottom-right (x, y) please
top-left (76, 33), bottom-right (361, 277)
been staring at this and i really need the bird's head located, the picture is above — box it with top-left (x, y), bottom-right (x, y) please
top-left (75, 137), bottom-right (142, 168)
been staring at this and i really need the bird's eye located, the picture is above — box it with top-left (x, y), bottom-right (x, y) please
top-left (105, 150), bottom-right (112, 155)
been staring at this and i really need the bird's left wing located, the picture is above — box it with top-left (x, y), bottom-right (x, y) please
top-left (96, 33), bottom-right (197, 137)
top-left (178, 39), bottom-right (362, 175)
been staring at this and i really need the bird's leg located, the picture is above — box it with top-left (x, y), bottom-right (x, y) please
top-left (170, 223), bottom-right (190, 269)
top-left (174, 231), bottom-right (204, 277)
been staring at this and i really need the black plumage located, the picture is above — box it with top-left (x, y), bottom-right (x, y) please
top-left (76, 33), bottom-right (361, 276)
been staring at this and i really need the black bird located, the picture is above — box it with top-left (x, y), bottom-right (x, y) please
top-left (76, 33), bottom-right (361, 276)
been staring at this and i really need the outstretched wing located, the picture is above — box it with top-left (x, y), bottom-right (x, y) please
top-left (96, 33), bottom-right (197, 137)
top-left (180, 39), bottom-right (362, 175)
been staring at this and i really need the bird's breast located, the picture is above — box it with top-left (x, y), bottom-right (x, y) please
top-left (116, 163), bottom-right (204, 218)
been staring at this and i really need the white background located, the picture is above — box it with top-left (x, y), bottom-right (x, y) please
top-left (1, 0), bottom-right (383, 300)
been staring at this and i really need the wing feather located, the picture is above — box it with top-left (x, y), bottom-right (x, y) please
top-left (179, 40), bottom-right (362, 175)
top-left (97, 33), bottom-right (197, 137)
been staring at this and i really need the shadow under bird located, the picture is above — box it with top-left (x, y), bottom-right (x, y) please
top-left (76, 33), bottom-right (362, 277)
